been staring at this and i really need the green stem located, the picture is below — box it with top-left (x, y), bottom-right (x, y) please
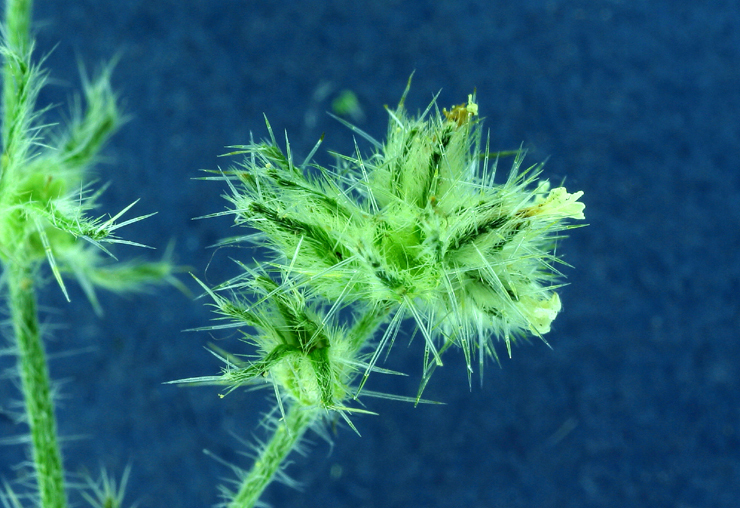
top-left (8, 261), bottom-right (67, 508)
top-left (3, 0), bottom-right (32, 54)
top-left (3, 0), bottom-right (33, 134)
top-left (3, 0), bottom-right (66, 506)
top-left (228, 405), bottom-right (318, 508)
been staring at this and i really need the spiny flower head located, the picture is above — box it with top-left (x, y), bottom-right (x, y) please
top-left (177, 270), bottom-right (391, 429)
top-left (215, 80), bottom-right (585, 385)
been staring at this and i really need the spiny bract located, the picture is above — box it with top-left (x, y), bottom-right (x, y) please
top-left (188, 270), bottom-right (380, 412)
top-left (213, 81), bottom-right (585, 391)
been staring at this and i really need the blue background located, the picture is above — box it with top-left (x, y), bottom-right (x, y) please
top-left (1, 1), bottom-right (739, 507)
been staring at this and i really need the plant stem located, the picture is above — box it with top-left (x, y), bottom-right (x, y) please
top-left (3, 0), bottom-right (32, 55)
top-left (228, 405), bottom-right (318, 508)
top-left (8, 261), bottom-right (67, 508)
top-left (3, 0), bottom-right (33, 135)
top-left (3, 2), bottom-right (66, 506)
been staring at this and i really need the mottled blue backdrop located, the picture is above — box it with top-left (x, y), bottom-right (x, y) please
top-left (1, 1), bottom-right (738, 507)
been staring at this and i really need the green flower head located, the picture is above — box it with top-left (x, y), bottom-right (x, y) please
top-left (185, 81), bottom-right (586, 505)
top-left (209, 79), bottom-right (585, 392)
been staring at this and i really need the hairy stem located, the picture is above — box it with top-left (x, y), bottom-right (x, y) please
top-left (228, 405), bottom-right (318, 508)
top-left (2, 0), bottom-right (33, 134)
top-left (4, 1), bottom-right (67, 506)
top-left (8, 261), bottom-right (67, 508)
top-left (3, 0), bottom-right (32, 54)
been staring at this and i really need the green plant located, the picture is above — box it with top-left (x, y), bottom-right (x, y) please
top-left (0, 0), bottom-right (173, 506)
top-left (0, 3), bottom-right (585, 506)
top-left (178, 77), bottom-right (585, 507)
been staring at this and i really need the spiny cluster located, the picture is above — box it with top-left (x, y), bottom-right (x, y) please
top-left (194, 83), bottom-right (584, 418)
top-left (185, 267), bottom-right (389, 428)
top-left (0, 44), bottom-right (171, 312)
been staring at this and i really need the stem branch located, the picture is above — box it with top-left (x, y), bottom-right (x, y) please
top-left (228, 405), bottom-right (317, 508)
